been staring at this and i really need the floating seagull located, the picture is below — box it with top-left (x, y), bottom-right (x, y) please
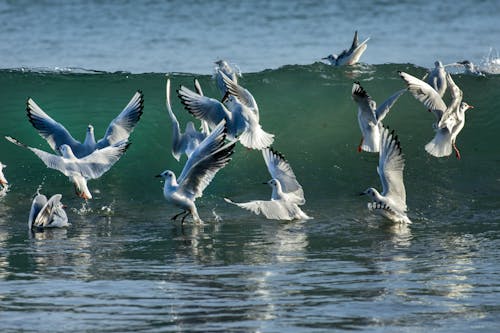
top-left (5, 136), bottom-right (130, 199)
top-left (322, 31), bottom-right (370, 66)
top-left (422, 61), bottom-right (448, 97)
top-left (165, 78), bottom-right (207, 161)
top-left (225, 148), bottom-right (312, 221)
top-left (177, 83), bottom-right (274, 150)
top-left (28, 193), bottom-right (69, 230)
top-left (360, 127), bottom-right (411, 224)
top-left (214, 59), bottom-right (241, 97)
top-left (456, 60), bottom-right (484, 76)
top-left (156, 121), bottom-right (236, 224)
top-left (351, 82), bottom-right (406, 153)
top-left (398, 71), bottom-right (474, 158)
top-left (27, 91), bottom-right (143, 158)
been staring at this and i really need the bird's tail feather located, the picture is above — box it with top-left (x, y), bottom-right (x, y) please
top-left (238, 126), bottom-right (274, 150)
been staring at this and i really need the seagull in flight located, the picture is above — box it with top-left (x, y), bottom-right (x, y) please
top-left (360, 127), bottom-right (411, 224)
top-left (5, 136), bottom-right (130, 199)
top-left (398, 71), bottom-right (474, 158)
top-left (26, 91), bottom-right (143, 158)
top-left (225, 148), bottom-right (312, 221)
top-left (422, 61), bottom-right (448, 97)
top-left (156, 121), bottom-right (236, 224)
top-left (214, 59), bottom-right (242, 98)
top-left (322, 31), bottom-right (370, 66)
top-left (165, 78), bottom-right (207, 161)
top-left (351, 82), bottom-right (406, 153)
top-left (28, 193), bottom-right (69, 230)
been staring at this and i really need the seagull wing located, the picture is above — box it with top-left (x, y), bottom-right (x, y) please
top-left (348, 37), bottom-right (370, 64)
top-left (177, 121), bottom-right (236, 199)
top-left (165, 79), bottom-right (183, 161)
top-left (28, 194), bottom-right (47, 229)
top-left (438, 73), bottom-right (463, 128)
top-left (375, 89), bottom-right (406, 122)
top-left (220, 70), bottom-right (259, 118)
top-left (33, 194), bottom-right (67, 228)
top-left (262, 148), bottom-right (304, 204)
top-left (224, 198), bottom-right (300, 221)
top-left (398, 71), bottom-right (447, 121)
top-left (96, 91), bottom-right (144, 149)
top-left (177, 85), bottom-right (231, 129)
top-left (26, 98), bottom-right (81, 153)
top-left (378, 128), bottom-right (407, 211)
top-left (77, 141), bottom-right (131, 179)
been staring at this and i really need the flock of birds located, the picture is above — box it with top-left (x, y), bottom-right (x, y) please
top-left (0, 31), bottom-right (477, 229)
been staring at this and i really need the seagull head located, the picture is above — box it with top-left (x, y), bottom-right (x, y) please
top-left (360, 187), bottom-right (376, 197)
top-left (435, 60), bottom-right (444, 68)
top-left (156, 170), bottom-right (177, 185)
top-left (460, 102), bottom-right (474, 112)
top-left (58, 144), bottom-right (74, 158)
top-left (322, 54), bottom-right (338, 63)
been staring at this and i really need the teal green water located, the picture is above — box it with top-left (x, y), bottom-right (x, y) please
top-left (0, 64), bottom-right (499, 332)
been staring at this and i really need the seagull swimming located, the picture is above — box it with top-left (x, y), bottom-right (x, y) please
top-left (398, 71), bottom-right (474, 158)
top-left (27, 91), bottom-right (143, 158)
top-left (351, 82), bottom-right (406, 153)
top-left (214, 59), bottom-right (242, 97)
top-left (5, 136), bottom-right (130, 199)
top-left (165, 78), bottom-right (207, 161)
top-left (361, 127), bottom-right (411, 224)
top-left (322, 31), bottom-right (370, 66)
top-left (28, 193), bottom-right (69, 230)
top-left (177, 82), bottom-right (274, 150)
top-left (225, 148), bottom-right (312, 221)
top-left (456, 60), bottom-right (484, 76)
top-left (156, 121), bottom-right (236, 224)
top-left (422, 61), bottom-right (448, 97)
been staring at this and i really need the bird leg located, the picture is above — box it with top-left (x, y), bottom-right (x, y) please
top-left (171, 210), bottom-right (187, 221)
top-left (453, 142), bottom-right (461, 160)
top-left (357, 137), bottom-right (363, 153)
top-left (181, 211), bottom-right (192, 224)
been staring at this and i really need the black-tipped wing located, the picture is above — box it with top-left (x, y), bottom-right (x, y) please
top-left (352, 82), bottom-right (377, 123)
top-left (224, 197), bottom-right (301, 221)
top-left (26, 98), bottom-right (81, 152)
top-left (96, 91), bottom-right (144, 149)
top-left (178, 121), bottom-right (236, 199)
top-left (177, 85), bottom-right (231, 129)
top-left (378, 128), bottom-right (406, 211)
top-left (262, 148), bottom-right (304, 204)
top-left (220, 71), bottom-right (259, 117)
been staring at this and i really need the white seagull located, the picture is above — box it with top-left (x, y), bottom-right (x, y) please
top-left (177, 82), bottom-right (274, 150)
top-left (27, 91), bottom-right (143, 158)
top-left (422, 61), bottom-right (448, 97)
top-left (224, 148), bottom-right (312, 221)
top-left (322, 31), bottom-right (370, 66)
top-left (351, 82), bottom-right (406, 153)
top-left (5, 136), bottom-right (130, 199)
top-left (398, 71), bottom-right (474, 158)
top-left (0, 161), bottom-right (7, 188)
top-left (165, 78), bottom-right (207, 161)
top-left (156, 121), bottom-right (236, 224)
top-left (28, 193), bottom-right (69, 230)
top-left (214, 59), bottom-right (242, 97)
top-left (361, 127), bottom-right (411, 224)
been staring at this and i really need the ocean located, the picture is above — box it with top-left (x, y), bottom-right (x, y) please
top-left (1, 1), bottom-right (500, 332)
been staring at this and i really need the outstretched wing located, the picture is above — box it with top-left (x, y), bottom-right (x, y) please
top-left (378, 128), bottom-right (406, 211)
top-left (375, 89), bottom-right (407, 122)
top-left (177, 121), bottom-right (236, 199)
top-left (96, 91), bottom-right (144, 149)
top-left (177, 85), bottom-right (231, 129)
top-left (438, 73), bottom-right (463, 128)
top-left (224, 198), bottom-right (301, 221)
top-left (33, 194), bottom-right (67, 228)
top-left (26, 98), bottom-right (81, 153)
top-left (398, 71), bottom-right (447, 121)
top-left (220, 70), bottom-right (259, 118)
top-left (262, 148), bottom-right (304, 204)
top-left (78, 141), bottom-right (131, 179)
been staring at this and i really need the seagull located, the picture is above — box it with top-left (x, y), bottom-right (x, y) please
top-left (322, 31), bottom-right (370, 66)
top-left (422, 61), bottom-right (448, 97)
top-left (26, 91), bottom-right (143, 158)
top-left (224, 148), bottom-right (312, 221)
top-left (0, 162), bottom-right (7, 188)
top-left (214, 59), bottom-right (242, 97)
top-left (456, 60), bottom-right (484, 76)
top-left (156, 121), bottom-right (236, 224)
top-left (360, 127), bottom-right (411, 224)
top-left (5, 136), bottom-right (130, 199)
top-left (398, 71), bottom-right (474, 158)
top-left (165, 78), bottom-right (207, 161)
top-left (28, 193), bottom-right (69, 230)
top-left (177, 82), bottom-right (274, 150)
top-left (351, 82), bottom-right (406, 153)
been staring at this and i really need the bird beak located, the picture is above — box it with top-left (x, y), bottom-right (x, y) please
top-left (262, 182), bottom-right (268, 185)
top-left (155, 174), bottom-right (162, 178)
top-left (468, 105), bottom-right (475, 109)
top-left (359, 192), bottom-right (366, 196)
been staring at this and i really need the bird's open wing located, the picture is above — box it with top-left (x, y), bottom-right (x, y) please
top-left (375, 89), bottom-right (407, 122)
top-left (398, 71), bottom-right (447, 121)
top-left (438, 73), bottom-right (463, 128)
top-left (177, 85), bottom-right (231, 129)
top-left (26, 98), bottom-right (81, 153)
top-left (220, 70), bottom-right (259, 118)
top-left (262, 148), bottom-right (304, 204)
top-left (378, 128), bottom-right (407, 212)
top-left (352, 82), bottom-right (377, 123)
top-left (78, 141), bottom-right (131, 179)
top-left (224, 198), bottom-right (299, 221)
top-left (177, 121), bottom-right (236, 199)
top-left (96, 91), bottom-right (144, 149)
top-left (33, 194), bottom-right (67, 228)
